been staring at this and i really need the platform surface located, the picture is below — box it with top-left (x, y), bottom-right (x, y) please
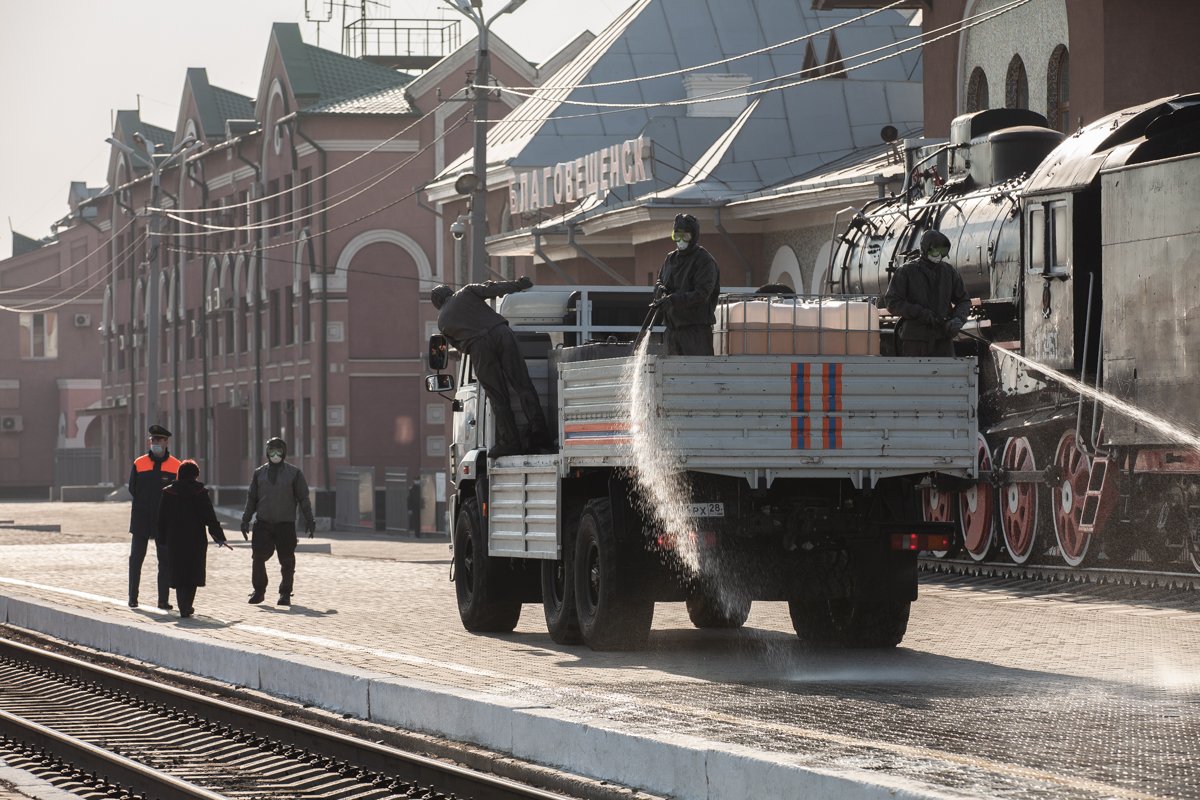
top-left (1, 501), bottom-right (1198, 800)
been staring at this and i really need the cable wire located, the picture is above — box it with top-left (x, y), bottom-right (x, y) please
top-left (0, 232), bottom-right (145, 314)
top-left (0, 218), bottom-right (137, 295)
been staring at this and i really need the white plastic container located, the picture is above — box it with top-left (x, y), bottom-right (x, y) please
top-left (716, 298), bottom-right (881, 356)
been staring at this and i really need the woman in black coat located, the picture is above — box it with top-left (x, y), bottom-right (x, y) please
top-left (156, 460), bottom-right (232, 617)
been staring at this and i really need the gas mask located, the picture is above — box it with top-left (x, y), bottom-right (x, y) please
top-left (268, 451), bottom-right (284, 464)
top-left (671, 229), bottom-right (692, 251)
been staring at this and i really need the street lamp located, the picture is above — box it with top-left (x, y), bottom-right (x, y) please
top-left (444, 0), bottom-right (527, 282)
top-left (105, 133), bottom-right (199, 431)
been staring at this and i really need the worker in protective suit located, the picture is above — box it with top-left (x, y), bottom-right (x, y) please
top-left (651, 213), bottom-right (721, 355)
top-left (430, 277), bottom-right (552, 459)
top-left (883, 229), bottom-right (970, 357)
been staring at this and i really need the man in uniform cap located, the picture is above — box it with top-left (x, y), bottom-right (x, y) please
top-left (127, 424), bottom-right (181, 609)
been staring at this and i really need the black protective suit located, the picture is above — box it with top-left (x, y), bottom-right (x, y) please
top-left (655, 214), bottom-right (720, 355)
top-left (882, 230), bottom-right (970, 357)
top-left (433, 279), bottom-right (550, 456)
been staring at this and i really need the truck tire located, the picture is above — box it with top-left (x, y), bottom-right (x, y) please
top-left (455, 498), bottom-right (521, 633)
top-left (541, 555), bottom-right (582, 645)
top-left (574, 498), bottom-right (654, 650)
top-left (686, 590), bottom-right (750, 629)
top-left (788, 599), bottom-right (910, 648)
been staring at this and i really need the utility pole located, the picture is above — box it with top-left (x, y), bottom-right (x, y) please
top-left (106, 134), bottom-right (197, 429)
top-left (446, 0), bottom-right (527, 282)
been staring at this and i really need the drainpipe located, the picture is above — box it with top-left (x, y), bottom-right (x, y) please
top-left (532, 228), bottom-right (574, 284)
top-left (114, 192), bottom-right (138, 465)
top-left (236, 141), bottom-right (264, 463)
top-left (186, 161), bottom-right (212, 468)
top-left (567, 224), bottom-right (629, 285)
top-left (713, 206), bottom-right (752, 287)
top-left (293, 117), bottom-right (331, 493)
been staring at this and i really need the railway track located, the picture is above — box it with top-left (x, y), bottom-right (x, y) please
top-left (920, 556), bottom-right (1200, 591)
top-left (0, 635), bottom-right (580, 800)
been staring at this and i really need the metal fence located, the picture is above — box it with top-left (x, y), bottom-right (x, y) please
top-left (334, 467), bottom-right (375, 531)
top-left (54, 448), bottom-right (102, 490)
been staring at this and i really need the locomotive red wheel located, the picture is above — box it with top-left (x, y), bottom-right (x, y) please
top-left (959, 433), bottom-right (995, 562)
top-left (999, 436), bottom-right (1040, 564)
top-left (1051, 431), bottom-right (1092, 567)
top-left (922, 485), bottom-right (958, 558)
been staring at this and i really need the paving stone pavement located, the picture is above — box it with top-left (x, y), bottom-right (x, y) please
top-left (1, 501), bottom-right (1199, 799)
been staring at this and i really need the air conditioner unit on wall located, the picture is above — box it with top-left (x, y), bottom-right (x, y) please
top-left (227, 387), bottom-right (249, 408)
top-left (73, 313), bottom-right (91, 328)
top-left (0, 415), bottom-right (22, 433)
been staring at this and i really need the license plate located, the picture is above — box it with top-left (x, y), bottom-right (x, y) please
top-left (688, 502), bottom-right (725, 518)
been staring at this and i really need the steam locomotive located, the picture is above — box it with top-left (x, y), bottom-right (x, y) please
top-left (826, 92), bottom-right (1200, 573)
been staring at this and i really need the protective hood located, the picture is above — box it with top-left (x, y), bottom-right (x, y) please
top-left (919, 229), bottom-right (951, 258)
top-left (673, 213), bottom-right (700, 254)
top-left (430, 284), bottom-right (454, 310)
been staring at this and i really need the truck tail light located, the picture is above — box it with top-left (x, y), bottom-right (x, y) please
top-left (890, 532), bottom-right (953, 551)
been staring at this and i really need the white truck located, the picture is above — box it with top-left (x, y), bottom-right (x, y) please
top-left (425, 287), bottom-right (977, 650)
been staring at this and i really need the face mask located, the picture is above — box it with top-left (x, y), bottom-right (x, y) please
top-left (268, 453), bottom-right (283, 464)
top-left (675, 239), bottom-right (689, 251)
top-left (150, 444), bottom-right (165, 457)
top-left (928, 248), bottom-right (948, 260)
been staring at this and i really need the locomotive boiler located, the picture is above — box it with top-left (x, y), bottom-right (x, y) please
top-left (827, 93), bottom-right (1200, 573)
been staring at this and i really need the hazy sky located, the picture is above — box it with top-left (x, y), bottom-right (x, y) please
top-left (0, 0), bottom-right (626, 259)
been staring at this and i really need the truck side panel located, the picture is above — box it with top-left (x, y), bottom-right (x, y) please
top-left (488, 455), bottom-right (559, 558)
top-left (560, 355), bottom-right (977, 483)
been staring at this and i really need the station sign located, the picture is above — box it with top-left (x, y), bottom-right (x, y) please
top-left (507, 136), bottom-right (654, 215)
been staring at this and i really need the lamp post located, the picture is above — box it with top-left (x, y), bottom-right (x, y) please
top-left (444, 0), bottom-right (527, 282)
top-left (106, 134), bottom-right (198, 430)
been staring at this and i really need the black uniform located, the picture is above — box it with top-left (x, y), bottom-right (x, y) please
top-left (655, 214), bottom-right (720, 355)
top-left (434, 279), bottom-right (550, 456)
top-left (883, 231), bottom-right (970, 357)
top-left (128, 448), bottom-right (180, 607)
top-left (157, 477), bottom-right (226, 617)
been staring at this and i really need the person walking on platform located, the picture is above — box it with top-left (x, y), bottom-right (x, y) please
top-left (157, 459), bottom-right (232, 618)
top-left (127, 424), bottom-right (180, 610)
top-left (883, 229), bottom-right (970, 357)
top-left (430, 277), bottom-right (552, 458)
top-left (240, 437), bottom-right (315, 606)
top-left (651, 213), bottom-right (721, 356)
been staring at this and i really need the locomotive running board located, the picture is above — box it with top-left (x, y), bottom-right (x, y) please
top-left (1078, 453), bottom-right (1114, 534)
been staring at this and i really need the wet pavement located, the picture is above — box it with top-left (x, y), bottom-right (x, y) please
top-left (1, 500), bottom-right (1198, 799)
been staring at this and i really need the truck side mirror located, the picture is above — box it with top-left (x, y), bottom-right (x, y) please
top-left (426, 374), bottom-right (455, 393)
top-left (428, 334), bottom-right (449, 371)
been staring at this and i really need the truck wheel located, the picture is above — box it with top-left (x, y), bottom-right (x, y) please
top-left (541, 554), bottom-right (582, 645)
top-left (788, 599), bottom-right (910, 648)
top-left (574, 498), bottom-right (654, 650)
top-left (686, 590), bottom-right (750, 629)
top-left (455, 498), bottom-right (521, 633)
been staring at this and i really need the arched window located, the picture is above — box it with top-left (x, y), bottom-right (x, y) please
top-left (1047, 44), bottom-right (1070, 133)
top-left (1006, 55), bottom-right (1029, 110)
top-left (966, 67), bottom-right (989, 112)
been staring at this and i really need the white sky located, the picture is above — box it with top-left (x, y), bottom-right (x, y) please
top-left (0, 0), bottom-right (626, 259)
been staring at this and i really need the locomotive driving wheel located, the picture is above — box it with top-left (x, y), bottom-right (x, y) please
top-left (1051, 430), bottom-right (1093, 567)
top-left (999, 436), bottom-right (1040, 564)
top-left (921, 485), bottom-right (958, 557)
top-left (959, 433), bottom-right (996, 562)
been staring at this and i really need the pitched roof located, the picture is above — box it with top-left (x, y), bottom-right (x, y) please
top-left (212, 86), bottom-right (255, 123)
top-left (298, 41), bottom-right (414, 114)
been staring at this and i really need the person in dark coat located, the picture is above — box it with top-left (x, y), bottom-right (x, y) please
top-left (652, 213), bottom-right (721, 355)
top-left (883, 229), bottom-right (971, 357)
top-left (430, 277), bottom-right (552, 458)
top-left (240, 437), bottom-right (316, 606)
top-left (156, 460), bottom-right (232, 618)
top-left (127, 424), bottom-right (182, 610)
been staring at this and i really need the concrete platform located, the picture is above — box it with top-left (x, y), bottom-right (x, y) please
top-left (1, 501), bottom-right (1198, 799)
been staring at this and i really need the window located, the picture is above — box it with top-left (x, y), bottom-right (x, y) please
top-left (966, 67), bottom-right (989, 112)
top-left (1028, 201), bottom-right (1069, 276)
top-left (185, 311), bottom-right (196, 360)
top-left (284, 285), bottom-right (295, 345)
top-left (824, 33), bottom-right (846, 79)
top-left (300, 167), bottom-right (313, 213)
top-left (302, 396), bottom-right (313, 457)
top-left (270, 400), bottom-right (282, 440)
top-left (267, 179), bottom-right (280, 238)
top-left (1048, 45), bottom-right (1070, 133)
top-left (284, 174), bottom-right (294, 234)
top-left (269, 289), bottom-right (281, 348)
top-left (225, 307), bottom-right (235, 356)
top-left (301, 281), bottom-right (312, 342)
top-left (186, 407), bottom-right (197, 459)
top-left (240, 298), bottom-right (250, 353)
top-left (19, 313), bottom-right (57, 359)
top-left (117, 324), bottom-right (127, 370)
top-left (1006, 55), bottom-right (1028, 110)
